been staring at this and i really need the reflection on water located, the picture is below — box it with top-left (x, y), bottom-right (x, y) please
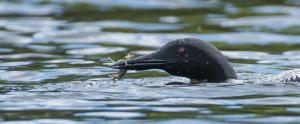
top-left (1, 0), bottom-right (300, 124)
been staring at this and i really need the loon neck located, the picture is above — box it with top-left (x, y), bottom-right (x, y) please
top-left (204, 59), bottom-right (237, 82)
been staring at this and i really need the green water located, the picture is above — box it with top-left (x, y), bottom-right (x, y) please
top-left (1, 0), bottom-right (300, 123)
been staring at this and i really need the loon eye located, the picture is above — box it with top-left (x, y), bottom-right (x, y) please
top-left (177, 47), bottom-right (186, 57)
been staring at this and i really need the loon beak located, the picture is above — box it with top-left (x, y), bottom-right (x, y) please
top-left (111, 55), bottom-right (170, 70)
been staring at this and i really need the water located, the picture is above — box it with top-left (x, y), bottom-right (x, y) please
top-left (1, 0), bottom-right (300, 123)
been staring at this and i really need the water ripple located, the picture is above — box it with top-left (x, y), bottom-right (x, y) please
top-left (0, 2), bottom-right (62, 15)
top-left (67, 46), bottom-right (127, 55)
top-left (34, 32), bottom-right (300, 46)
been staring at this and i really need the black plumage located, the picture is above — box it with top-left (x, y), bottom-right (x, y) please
top-left (112, 38), bottom-right (237, 82)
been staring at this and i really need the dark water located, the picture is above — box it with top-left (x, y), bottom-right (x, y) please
top-left (1, 0), bottom-right (300, 123)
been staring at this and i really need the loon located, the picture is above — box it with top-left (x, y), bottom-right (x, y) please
top-left (112, 38), bottom-right (237, 83)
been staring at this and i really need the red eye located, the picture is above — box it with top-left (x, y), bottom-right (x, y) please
top-left (177, 47), bottom-right (186, 56)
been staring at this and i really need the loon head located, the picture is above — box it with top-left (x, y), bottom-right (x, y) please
top-left (112, 38), bottom-right (237, 82)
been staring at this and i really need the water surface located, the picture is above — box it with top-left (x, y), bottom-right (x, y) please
top-left (1, 0), bottom-right (300, 124)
